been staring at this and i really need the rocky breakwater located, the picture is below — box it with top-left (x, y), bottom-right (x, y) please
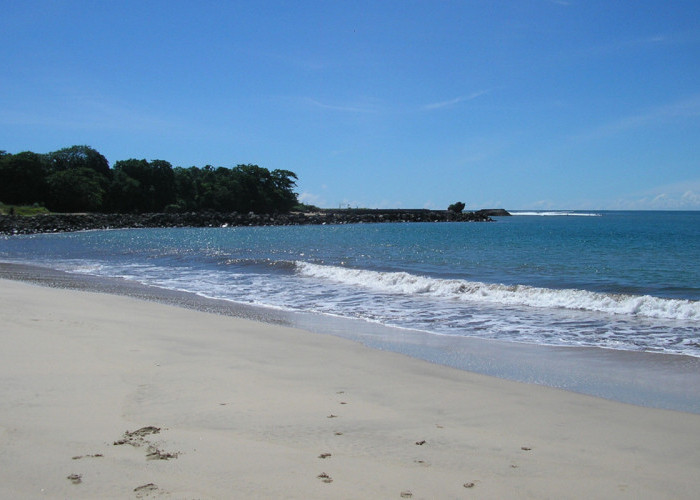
top-left (0, 209), bottom-right (503, 236)
top-left (477, 208), bottom-right (511, 217)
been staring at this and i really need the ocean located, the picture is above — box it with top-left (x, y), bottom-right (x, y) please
top-left (2, 210), bottom-right (699, 410)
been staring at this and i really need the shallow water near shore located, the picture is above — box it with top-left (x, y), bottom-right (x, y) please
top-left (2, 261), bottom-right (699, 414)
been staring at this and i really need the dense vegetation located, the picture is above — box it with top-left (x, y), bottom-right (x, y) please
top-left (0, 146), bottom-right (299, 214)
top-left (448, 201), bottom-right (466, 213)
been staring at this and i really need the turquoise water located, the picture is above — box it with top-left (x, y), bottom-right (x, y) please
top-left (1, 210), bottom-right (698, 357)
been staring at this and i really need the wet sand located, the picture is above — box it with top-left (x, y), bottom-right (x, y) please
top-left (1, 278), bottom-right (700, 498)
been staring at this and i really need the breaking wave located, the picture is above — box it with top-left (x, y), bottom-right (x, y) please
top-left (510, 211), bottom-right (602, 216)
top-left (295, 262), bottom-right (699, 321)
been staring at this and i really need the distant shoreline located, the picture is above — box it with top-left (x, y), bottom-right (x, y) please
top-left (0, 208), bottom-right (509, 235)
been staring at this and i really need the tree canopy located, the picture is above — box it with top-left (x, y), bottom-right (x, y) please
top-left (48, 145), bottom-right (110, 177)
top-left (0, 145), bottom-right (299, 214)
top-left (0, 151), bottom-right (48, 205)
top-left (448, 201), bottom-right (466, 213)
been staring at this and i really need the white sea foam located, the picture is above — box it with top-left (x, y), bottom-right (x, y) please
top-left (296, 262), bottom-right (699, 321)
top-left (510, 211), bottom-right (602, 216)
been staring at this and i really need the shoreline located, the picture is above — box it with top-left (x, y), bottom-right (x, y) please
top-left (1, 277), bottom-right (699, 498)
top-left (3, 261), bottom-right (700, 414)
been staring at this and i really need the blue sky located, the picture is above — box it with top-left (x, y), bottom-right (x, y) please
top-left (1, 1), bottom-right (699, 210)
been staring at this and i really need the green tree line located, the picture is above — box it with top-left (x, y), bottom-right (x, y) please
top-left (0, 145), bottom-right (299, 214)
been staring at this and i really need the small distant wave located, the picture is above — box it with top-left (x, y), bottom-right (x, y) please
top-left (510, 211), bottom-right (602, 217)
top-left (296, 262), bottom-right (699, 321)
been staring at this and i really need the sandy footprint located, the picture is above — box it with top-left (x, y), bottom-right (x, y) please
top-left (317, 472), bottom-right (333, 483)
top-left (71, 453), bottom-right (103, 460)
top-left (134, 482), bottom-right (159, 498)
top-left (66, 473), bottom-right (82, 485)
top-left (114, 426), bottom-right (180, 461)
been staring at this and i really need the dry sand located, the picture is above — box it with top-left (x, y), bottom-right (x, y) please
top-left (1, 278), bottom-right (699, 499)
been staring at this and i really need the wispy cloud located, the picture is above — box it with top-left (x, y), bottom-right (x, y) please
top-left (0, 75), bottom-right (183, 134)
top-left (422, 90), bottom-right (491, 111)
top-left (597, 34), bottom-right (667, 53)
top-left (581, 31), bottom-right (699, 58)
top-left (615, 190), bottom-right (700, 210)
top-left (611, 179), bottom-right (700, 210)
top-left (0, 98), bottom-right (180, 134)
top-left (569, 94), bottom-right (700, 142)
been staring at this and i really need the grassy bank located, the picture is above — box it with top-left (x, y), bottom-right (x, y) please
top-left (0, 203), bottom-right (50, 216)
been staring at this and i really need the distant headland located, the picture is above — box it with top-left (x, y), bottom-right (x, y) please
top-left (1, 145), bottom-right (511, 235)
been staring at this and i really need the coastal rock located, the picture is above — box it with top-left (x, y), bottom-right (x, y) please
top-left (0, 209), bottom-right (499, 235)
top-left (476, 208), bottom-right (511, 216)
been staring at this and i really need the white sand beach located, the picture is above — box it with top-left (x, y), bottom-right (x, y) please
top-left (1, 278), bottom-right (699, 499)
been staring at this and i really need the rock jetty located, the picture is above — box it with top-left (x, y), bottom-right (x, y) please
top-left (0, 209), bottom-right (508, 236)
top-left (477, 208), bottom-right (512, 217)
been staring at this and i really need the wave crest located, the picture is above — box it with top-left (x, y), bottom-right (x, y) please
top-left (510, 211), bottom-right (601, 216)
top-left (295, 262), bottom-right (698, 321)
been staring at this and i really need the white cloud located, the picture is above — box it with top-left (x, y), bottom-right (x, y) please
top-left (298, 191), bottom-right (327, 207)
top-left (652, 193), bottom-right (669, 204)
top-left (682, 190), bottom-right (700, 204)
top-left (610, 179), bottom-right (700, 210)
top-left (646, 190), bottom-right (700, 209)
